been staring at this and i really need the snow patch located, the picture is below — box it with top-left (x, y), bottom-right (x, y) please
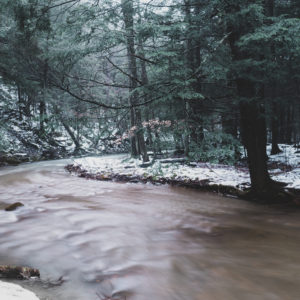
top-left (73, 145), bottom-right (299, 189)
top-left (0, 281), bottom-right (40, 300)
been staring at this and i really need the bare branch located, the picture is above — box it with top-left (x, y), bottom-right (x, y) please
top-left (106, 57), bottom-right (143, 85)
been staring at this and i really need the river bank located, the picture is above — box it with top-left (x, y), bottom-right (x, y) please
top-left (66, 144), bottom-right (300, 201)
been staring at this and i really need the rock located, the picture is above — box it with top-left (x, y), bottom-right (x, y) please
top-left (0, 202), bottom-right (10, 210)
top-left (5, 202), bottom-right (24, 211)
top-left (0, 153), bottom-right (29, 166)
top-left (0, 280), bottom-right (40, 300)
top-left (0, 266), bottom-right (40, 280)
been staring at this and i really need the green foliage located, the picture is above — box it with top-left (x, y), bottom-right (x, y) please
top-left (189, 132), bottom-right (241, 165)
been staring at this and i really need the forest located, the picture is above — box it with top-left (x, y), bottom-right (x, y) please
top-left (0, 0), bottom-right (300, 201)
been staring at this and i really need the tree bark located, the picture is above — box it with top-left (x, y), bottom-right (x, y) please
top-left (226, 2), bottom-right (274, 198)
top-left (271, 101), bottom-right (282, 154)
top-left (40, 60), bottom-right (48, 135)
top-left (121, 0), bottom-right (149, 162)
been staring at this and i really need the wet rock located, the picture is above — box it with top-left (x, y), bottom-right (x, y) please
top-left (0, 155), bottom-right (26, 166)
top-left (5, 202), bottom-right (24, 211)
top-left (0, 202), bottom-right (9, 210)
top-left (0, 265), bottom-right (40, 280)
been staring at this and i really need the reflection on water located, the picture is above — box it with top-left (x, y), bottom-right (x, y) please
top-left (0, 159), bottom-right (300, 300)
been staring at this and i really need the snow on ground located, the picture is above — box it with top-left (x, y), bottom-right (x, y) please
top-left (73, 155), bottom-right (251, 188)
top-left (0, 281), bottom-right (40, 300)
top-left (267, 144), bottom-right (300, 189)
top-left (73, 144), bottom-right (300, 189)
top-left (267, 144), bottom-right (299, 167)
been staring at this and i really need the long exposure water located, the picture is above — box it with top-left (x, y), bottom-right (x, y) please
top-left (0, 159), bottom-right (299, 300)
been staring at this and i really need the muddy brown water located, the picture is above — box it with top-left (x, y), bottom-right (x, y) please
top-left (0, 158), bottom-right (300, 300)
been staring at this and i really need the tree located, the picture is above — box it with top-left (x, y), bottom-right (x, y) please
top-left (121, 0), bottom-right (149, 162)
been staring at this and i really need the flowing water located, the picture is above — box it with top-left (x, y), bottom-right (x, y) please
top-left (0, 159), bottom-right (300, 300)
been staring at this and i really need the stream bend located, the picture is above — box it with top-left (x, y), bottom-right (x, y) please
top-left (0, 159), bottom-right (300, 300)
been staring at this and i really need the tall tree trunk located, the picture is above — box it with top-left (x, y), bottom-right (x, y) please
top-left (271, 101), bottom-right (282, 154)
top-left (130, 108), bottom-right (138, 157)
top-left (137, 2), bottom-right (153, 151)
top-left (183, 0), bottom-right (204, 151)
top-left (278, 104), bottom-right (285, 142)
top-left (24, 93), bottom-right (31, 118)
top-left (265, 0), bottom-right (281, 154)
top-left (226, 3), bottom-right (274, 198)
top-left (239, 90), bottom-right (270, 193)
top-left (191, 3), bottom-right (204, 144)
top-left (17, 85), bottom-right (23, 121)
top-left (286, 104), bottom-right (292, 144)
top-left (183, 0), bottom-right (193, 156)
top-left (121, 0), bottom-right (148, 162)
top-left (40, 60), bottom-right (48, 135)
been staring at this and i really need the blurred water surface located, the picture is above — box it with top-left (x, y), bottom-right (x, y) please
top-left (0, 159), bottom-right (299, 300)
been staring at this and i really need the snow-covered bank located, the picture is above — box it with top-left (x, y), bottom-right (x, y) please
top-left (70, 145), bottom-right (300, 191)
top-left (0, 281), bottom-right (39, 300)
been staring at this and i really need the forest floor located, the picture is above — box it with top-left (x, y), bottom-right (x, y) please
top-left (67, 144), bottom-right (300, 197)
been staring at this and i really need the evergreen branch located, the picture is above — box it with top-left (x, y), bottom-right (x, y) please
top-left (106, 57), bottom-right (143, 85)
top-left (64, 74), bottom-right (131, 89)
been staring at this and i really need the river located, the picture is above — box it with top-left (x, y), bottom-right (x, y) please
top-left (0, 159), bottom-right (299, 300)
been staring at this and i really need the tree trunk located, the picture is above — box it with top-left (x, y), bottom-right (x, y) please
top-left (226, 2), bottom-right (275, 199)
top-left (239, 92), bottom-right (270, 193)
top-left (286, 104), bottom-right (292, 144)
top-left (17, 85), bottom-right (23, 121)
top-left (191, 3), bottom-right (204, 144)
top-left (129, 108), bottom-right (138, 157)
top-left (53, 105), bottom-right (81, 152)
top-left (137, 21), bottom-right (151, 160)
top-left (121, 0), bottom-right (148, 162)
top-left (266, 0), bottom-right (281, 155)
top-left (271, 102), bottom-right (282, 155)
top-left (40, 61), bottom-right (48, 135)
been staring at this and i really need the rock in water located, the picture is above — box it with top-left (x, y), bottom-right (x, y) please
top-left (0, 281), bottom-right (40, 300)
top-left (0, 266), bottom-right (40, 279)
top-left (5, 202), bottom-right (24, 211)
